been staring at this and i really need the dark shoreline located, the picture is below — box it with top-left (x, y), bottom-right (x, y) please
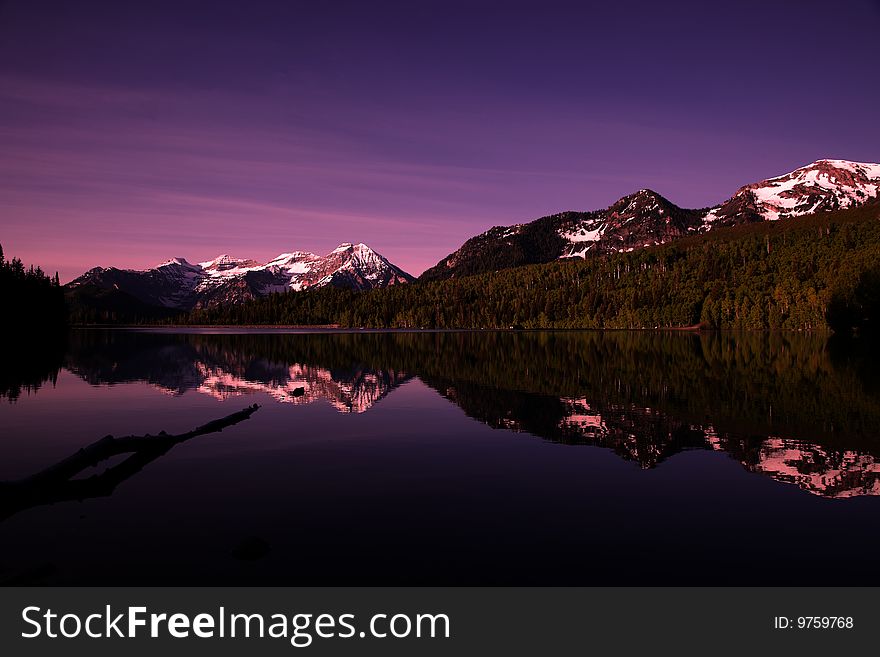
top-left (66, 324), bottom-right (835, 334)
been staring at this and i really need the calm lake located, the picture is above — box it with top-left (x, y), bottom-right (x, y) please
top-left (1, 329), bottom-right (879, 585)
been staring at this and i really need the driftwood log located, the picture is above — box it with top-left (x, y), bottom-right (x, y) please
top-left (0, 404), bottom-right (260, 522)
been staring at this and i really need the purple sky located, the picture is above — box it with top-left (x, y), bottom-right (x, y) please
top-left (1, 0), bottom-right (879, 281)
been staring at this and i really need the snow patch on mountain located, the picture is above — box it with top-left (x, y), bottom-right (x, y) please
top-left (559, 221), bottom-right (606, 257)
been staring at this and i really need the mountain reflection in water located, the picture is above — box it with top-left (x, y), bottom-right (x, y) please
top-left (8, 329), bottom-right (879, 500)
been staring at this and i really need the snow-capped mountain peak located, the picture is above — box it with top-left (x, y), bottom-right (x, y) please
top-left (158, 257), bottom-right (196, 268)
top-left (263, 251), bottom-right (322, 277)
top-left (198, 254), bottom-right (262, 272)
top-left (267, 251), bottom-right (319, 263)
top-left (421, 158), bottom-right (880, 281)
top-left (70, 242), bottom-right (414, 310)
top-left (703, 158), bottom-right (880, 226)
top-left (552, 159), bottom-right (880, 258)
top-left (556, 189), bottom-right (702, 258)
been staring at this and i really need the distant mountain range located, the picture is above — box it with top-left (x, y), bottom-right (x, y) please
top-left (421, 159), bottom-right (880, 280)
top-left (66, 159), bottom-right (880, 311)
top-left (68, 242), bottom-right (413, 311)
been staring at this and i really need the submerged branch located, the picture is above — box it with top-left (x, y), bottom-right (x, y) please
top-left (0, 404), bottom-right (260, 522)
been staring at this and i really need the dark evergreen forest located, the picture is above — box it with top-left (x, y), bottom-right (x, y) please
top-left (180, 204), bottom-right (880, 332)
top-left (0, 244), bottom-right (67, 333)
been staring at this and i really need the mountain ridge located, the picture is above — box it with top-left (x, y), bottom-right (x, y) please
top-left (421, 158), bottom-right (880, 281)
top-left (68, 242), bottom-right (413, 311)
top-left (65, 158), bottom-right (880, 315)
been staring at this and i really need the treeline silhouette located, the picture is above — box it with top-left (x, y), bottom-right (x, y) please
top-left (0, 244), bottom-right (67, 333)
top-left (178, 203), bottom-right (880, 330)
top-left (0, 245), bottom-right (67, 400)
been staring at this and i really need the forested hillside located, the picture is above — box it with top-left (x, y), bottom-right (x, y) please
top-left (170, 203), bottom-right (880, 330)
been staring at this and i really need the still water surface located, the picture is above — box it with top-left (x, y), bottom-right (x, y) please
top-left (1, 329), bottom-right (878, 584)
